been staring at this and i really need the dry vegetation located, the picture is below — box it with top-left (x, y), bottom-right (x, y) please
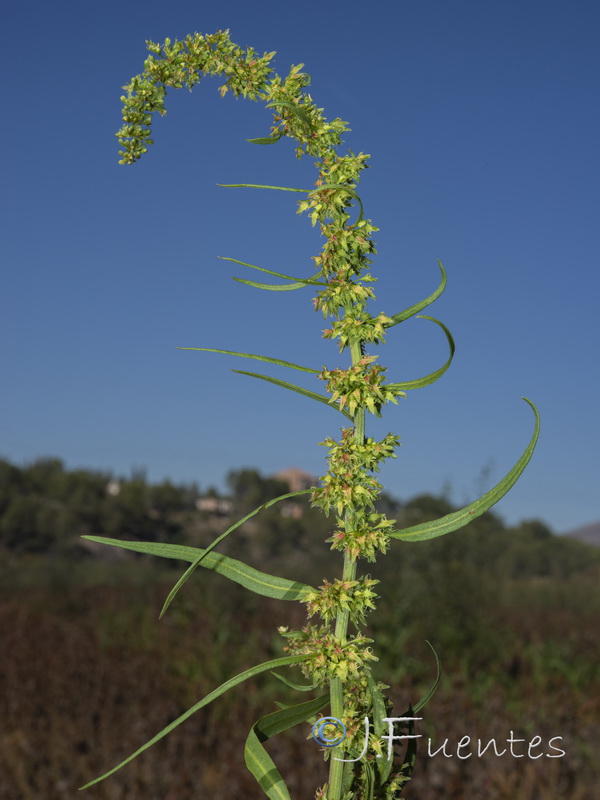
top-left (1, 540), bottom-right (598, 800)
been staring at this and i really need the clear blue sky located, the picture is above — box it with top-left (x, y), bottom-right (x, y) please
top-left (2, 0), bottom-right (599, 533)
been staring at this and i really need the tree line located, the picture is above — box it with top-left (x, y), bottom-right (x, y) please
top-left (0, 456), bottom-right (597, 583)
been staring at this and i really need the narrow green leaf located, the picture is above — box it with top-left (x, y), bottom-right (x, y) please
top-left (399, 714), bottom-right (418, 782)
top-left (366, 672), bottom-right (387, 738)
top-left (366, 671), bottom-right (393, 785)
top-left (363, 761), bottom-right (375, 800)
top-left (218, 183), bottom-right (309, 193)
top-left (218, 256), bottom-right (325, 286)
top-left (266, 99), bottom-right (312, 127)
top-left (160, 490), bottom-right (313, 616)
top-left (232, 369), bottom-right (354, 420)
top-left (369, 647), bottom-right (437, 784)
top-left (247, 132), bottom-right (283, 144)
top-left (82, 536), bottom-right (314, 602)
top-left (385, 261), bottom-right (447, 328)
top-left (390, 398), bottom-right (540, 541)
top-left (393, 642), bottom-right (441, 783)
top-left (245, 695), bottom-right (329, 800)
top-left (252, 694), bottom-right (329, 741)
top-left (79, 655), bottom-right (310, 790)
top-left (412, 641), bottom-right (441, 713)
top-left (271, 672), bottom-right (318, 692)
top-left (245, 728), bottom-right (292, 800)
top-left (177, 347), bottom-right (319, 374)
top-left (232, 276), bottom-right (315, 291)
top-left (387, 316), bottom-right (455, 391)
top-left (340, 758), bottom-right (354, 795)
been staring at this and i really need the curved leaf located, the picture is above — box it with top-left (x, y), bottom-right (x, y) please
top-left (386, 316), bottom-right (455, 391)
top-left (232, 369), bottom-right (354, 420)
top-left (390, 398), bottom-right (540, 541)
top-left (266, 99), bottom-right (313, 127)
top-left (247, 132), bottom-right (283, 145)
top-left (160, 490), bottom-right (313, 616)
top-left (399, 715), bottom-right (418, 785)
top-left (309, 183), bottom-right (364, 222)
top-left (245, 695), bottom-right (329, 800)
top-left (81, 536), bottom-right (313, 602)
top-left (271, 672), bottom-right (318, 692)
top-left (366, 672), bottom-right (387, 738)
top-left (385, 261), bottom-right (447, 328)
top-left (365, 671), bottom-right (393, 785)
top-left (398, 646), bottom-right (441, 785)
top-left (232, 276), bottom-right (317, 291)
top-left (178, 347), bottom-right (319, 374)
top-left (218, 256), bottom-right (325, 286)
top-left (412, 641), bottom-right (441, 713)
top-left (79, 655), bottom-right (310, 790)
top-left (218, 183), bottom-right (309, 193)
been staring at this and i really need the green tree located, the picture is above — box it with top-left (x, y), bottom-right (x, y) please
top-left (1, 496), bottom-right (50, 553)
top-left (227, 468), bottom-right (288, 514)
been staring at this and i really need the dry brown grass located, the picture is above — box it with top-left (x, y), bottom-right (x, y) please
top-left (0, 563), bottom-right (597, 800)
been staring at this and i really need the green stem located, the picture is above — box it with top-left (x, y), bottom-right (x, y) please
top-left (328, 335), bottom-right (365, 800)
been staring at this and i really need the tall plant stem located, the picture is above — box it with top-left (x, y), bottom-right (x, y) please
top-left (328, 334), bottom-right (366, 800)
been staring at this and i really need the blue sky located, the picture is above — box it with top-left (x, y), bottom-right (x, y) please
top-left (3, 0), bottom-right (599, 533)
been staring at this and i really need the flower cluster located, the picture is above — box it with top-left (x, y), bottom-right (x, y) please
top-left (321, 428), bottom-right (400, 474)
top-left (312, 470), bottom-right (382, 517)
top-left (117, 31), bottom-right (277, 163)
top-left (323, 311), bottom-right (394, 352)
top-left (327, 512), bottom-right (394, 562)
top-left (311, 218), bottom-right (378, 281)
top-left (297, 153), bottom-right (370, 227)
top-left (320, 356), bottom-right (404, 417)
top-left (302, 576), bottom-right (379, 625)
top-left (311, 429), bottom-right (399, 560)
top-left (279, 625), bottom-right (377, 685)
top-left (313, 272), bottom-right (376, 319)
top-left (263, 64), bottom-right (350, 158)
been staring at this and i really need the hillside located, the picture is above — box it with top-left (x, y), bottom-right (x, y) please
top-left (564, 520), bottom-right (600, 547)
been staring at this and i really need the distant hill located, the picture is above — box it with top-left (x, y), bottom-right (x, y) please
top-left (564, 521), bottom-right (600, 548)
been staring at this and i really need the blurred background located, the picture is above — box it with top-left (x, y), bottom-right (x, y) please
top-left (2, 1), bottom-right (599, 798)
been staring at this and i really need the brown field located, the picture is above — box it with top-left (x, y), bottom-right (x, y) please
top-left (1, 550), bottom-right (598, 800)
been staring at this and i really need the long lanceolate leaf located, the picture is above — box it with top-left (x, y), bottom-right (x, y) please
top-left (247, 132), bottom-right (284, 145)
top-left (79, 655), bottom-right (310, 791)
top-left (271, 672), bottom-right (318, 692)
top-left (387, 316), bottom-right (455, 392)
top-left (244, 695), bottom-right (329, 800)
top-left (385, 261), bottom-right (447, 328)
top-left (218, 256), bottom-right (326, 288)
top-left (81, 536), bottom-right (314, 601)
top-left (160, 489), bottom-right (312, 616)
top-left (233, 369), bottom-right (354, 421)
top-left (412, 641), bottom-right (441, 714)
top-left (178, 347), bottom-right (320, 374)
top-left (391, 398), bottom-right (540, 541)
top-left (218, 183), bottom-right (310, 193)
top-left (398, 646), bottom-right (442, 785)
top-left (233, 276), bottom-right (317, 292)
top-left (368, 643), bottom-right (440, 789)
